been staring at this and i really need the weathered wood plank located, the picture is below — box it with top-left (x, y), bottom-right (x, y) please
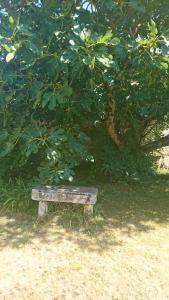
top-left (84, 204), bottom-right (94, 216)
top-left (38, 201), bottom-right (48, 217)
top-left (32, 185), bottom-right (98, 205)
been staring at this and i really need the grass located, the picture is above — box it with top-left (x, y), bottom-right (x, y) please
top-left (0, 176), bottom-right (169, 299)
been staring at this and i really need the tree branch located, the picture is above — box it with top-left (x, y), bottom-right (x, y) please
top-left (142, 134), bottom-right (169, 152)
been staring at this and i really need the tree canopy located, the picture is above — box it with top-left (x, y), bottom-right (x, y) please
top-left (0, 0), bottom-right (169, 182)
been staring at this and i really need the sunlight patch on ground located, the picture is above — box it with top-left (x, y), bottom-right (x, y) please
top-left (0, 180), bottom-right (169, 299)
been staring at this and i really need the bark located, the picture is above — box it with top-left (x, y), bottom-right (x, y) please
top-left (106, 93), bottom-right (123, 149)
top-left (143, 134), bottom-right (169, 152)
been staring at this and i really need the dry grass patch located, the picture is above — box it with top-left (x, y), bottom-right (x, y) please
top-left (0, 178), bottom-right (169, 299)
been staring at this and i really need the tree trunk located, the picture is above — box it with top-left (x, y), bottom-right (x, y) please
top-left (142, 134), bottom-right (169, 152)
top-left (106, 93), bottom-right (123, 149)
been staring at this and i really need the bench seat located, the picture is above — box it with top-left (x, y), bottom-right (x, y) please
top-left (32, 185), bottom-right (98, 217)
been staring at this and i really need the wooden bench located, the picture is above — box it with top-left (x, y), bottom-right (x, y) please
top-left (32, 185), bottom-right (98, 217)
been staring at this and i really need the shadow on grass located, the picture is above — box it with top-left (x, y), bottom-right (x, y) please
top-left (0, 176), bottom-right (169, 252)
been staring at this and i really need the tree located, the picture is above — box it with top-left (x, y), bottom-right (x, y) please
top-left (0, 0), bottom-right (169, 182)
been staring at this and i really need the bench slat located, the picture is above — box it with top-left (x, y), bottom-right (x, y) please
top-left (32, 185), bottom-right (98, 205)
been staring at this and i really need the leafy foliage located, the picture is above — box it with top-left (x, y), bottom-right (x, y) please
top-left (0, 0), bottom-right (169, 182)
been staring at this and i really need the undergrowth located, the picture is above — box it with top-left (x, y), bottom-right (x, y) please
top-left (0, 179), bottom-right (32, 212)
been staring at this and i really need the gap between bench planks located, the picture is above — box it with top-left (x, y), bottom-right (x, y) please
top-left (32, 186), bottom-right (98, 217)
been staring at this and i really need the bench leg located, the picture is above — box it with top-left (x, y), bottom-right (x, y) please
top-left (84, 204), bottom-right (93, 217)
top-left (38, 201), bottom-right (48, 217)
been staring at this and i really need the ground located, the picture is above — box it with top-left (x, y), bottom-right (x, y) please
top-left (0, 178), bottom-right (169, 300)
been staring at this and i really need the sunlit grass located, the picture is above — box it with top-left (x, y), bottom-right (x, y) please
top-left (0, 175), bottom-right (169, 299)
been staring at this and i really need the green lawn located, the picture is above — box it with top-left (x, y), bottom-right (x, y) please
top-left (0, 176), bottom-right (169, 299)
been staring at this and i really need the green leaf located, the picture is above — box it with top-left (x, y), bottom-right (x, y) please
top-left (96, 31), bottom-right (113, 44)
top-left (56, 94), bottom-right (64, 105)
top-left (9, 16), bottom-right (14, 25)
top-left (160, 62), bottom-right (168, 70)
top-left (148, 20), bottom-right (158, 35)
top-left (62, 82), bottom-right (73, 97)
top-left (2, 44), bottom-right (12, 53)
top-left (6, 52), bottom-right (15, 62)
top-left (48, 96), bottom-right (57, 110)
top-left (0, 142), bottom-right (14, 157)
top-left (111, 37), bottom-right (120, 45)
top-left (0, 130), bottom-right (8, 142)
top-left (42, 92), bottom-right (57, 110)
top-left (25, 142), bottom-right (39, 157)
